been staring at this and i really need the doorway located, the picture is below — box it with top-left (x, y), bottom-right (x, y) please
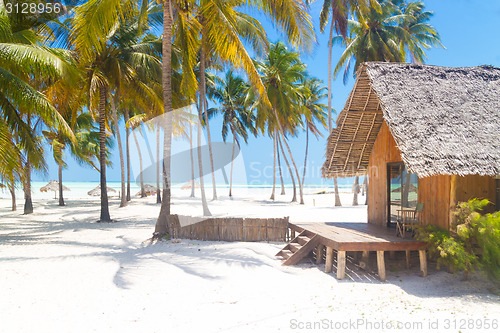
top-left (387, 162), bottom-right (419, 227)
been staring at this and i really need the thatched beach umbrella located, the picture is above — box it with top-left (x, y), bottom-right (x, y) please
top-left (135, 184), bottom-right (157, 196)
top-left (88, 184), bottom-right (116, 197)
top-left (181, 180), bottom-right (200, 190)
top-left (40, 180), bottom-right (70, 199)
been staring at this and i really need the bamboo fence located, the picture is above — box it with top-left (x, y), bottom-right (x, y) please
top-left (173, 215), bottom-right (289, 242)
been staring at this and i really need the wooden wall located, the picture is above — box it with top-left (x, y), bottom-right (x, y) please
top-left (418, 175), bottom-right (451, 229)
top-left (456, 175), bottom-right (497, 213)
top-left (367, 122), bottom-right (402, 226)
top-left (367, 121), bottom-right (497, 229)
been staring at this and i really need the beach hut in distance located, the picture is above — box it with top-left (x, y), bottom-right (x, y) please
top-left (322, 62), bottom-right (500, 230)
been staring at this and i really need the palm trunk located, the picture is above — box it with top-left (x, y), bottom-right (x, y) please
top-left (277, 135), bottom-right (285, 195)
top-left (9, 181), bottom-right (16, 211)
top-left (199, 43), bottom-right (217, 201)
top-left (364, 175), bottom-right (368, 205)
top-left (112, 99), bottom-right (126, 207)
top-left (23, 162), bottom-right (33, 214)
top-left (198, 103), bottom-right (211, 216)
top-left (270, 130), bottom-right (276, 201)
top-left (302, 123), bottom-right (309, 186)
top-left (274, 111), bottom-right (304, 204)
top-left (98, 85), bottom-right (111, 222)
top-left (155, 0), bottom-right (174, 237)
top-left (133, 129), bottom-right (146, 198)
top-left (189, 121), bottom-right (195, 198)
top-left (156, 126), bottom-right (162, 203)
top-left (327, 18), bottom-right (334, 132)
top-left (352, 176), bottom-right (359, 206)
top-left (125, 109), bottom-right (131, 202)
top-left (229, 129), bottom-right (236, 198)
top-left (23, 115), bottom-right (33, 214)
top-left (334, 177), bottom-right (342, 206)
top-left (58, 161), bottom-right (65, 206)
top-left (277, 134), bottom-right (297, 202)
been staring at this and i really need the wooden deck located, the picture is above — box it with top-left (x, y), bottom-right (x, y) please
top-left (281, 222), bottom-right (428, 281)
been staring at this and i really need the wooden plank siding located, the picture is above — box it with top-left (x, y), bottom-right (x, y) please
top-left (368, 120), bottom-right (497, 229)
top-left (456, 175), bottom-right (497, 213)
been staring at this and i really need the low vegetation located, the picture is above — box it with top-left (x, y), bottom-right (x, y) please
top-left (416, 199), bottom-right (500, 282)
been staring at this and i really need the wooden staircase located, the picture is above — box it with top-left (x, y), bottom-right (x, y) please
top-left (276, 230), bottom-right (319, 265)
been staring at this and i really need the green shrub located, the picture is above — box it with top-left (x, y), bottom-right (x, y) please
top-left (416, 198), bottom-right (500, 282)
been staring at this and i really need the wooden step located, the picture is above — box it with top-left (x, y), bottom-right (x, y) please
top-left (297, 236), bottom-right (310, 246)
top-left (282, 234), bottom-right (319, 266)
top-left (281, 250), bottom-right (293, 259)
top-left (289, 243), bottom-right (302, 253)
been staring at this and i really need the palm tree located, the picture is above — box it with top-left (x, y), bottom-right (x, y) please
top-left (153, 0), bottom-right (315, 236)
top-left (255, 42), bottom-right (307, 204)
top-left (208, 70), bottom-right (256, 197)
top-left (333, 0), bottom-right (442, 205)
top-left (315, 0), bottom-right (377, 207)
top-left (0, 1), bottom-right (75, 214)
top-left (299, 78), bottom-right (328, 186)
top-left (394, 0), bottom-right (443, 63)
top-left (334, 0), bottom-right (441, 78)
top-left (72, 0), bottom-right (161, 222)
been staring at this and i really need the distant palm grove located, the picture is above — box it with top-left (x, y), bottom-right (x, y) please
top-left (0, 0), bottom-right (441, 238)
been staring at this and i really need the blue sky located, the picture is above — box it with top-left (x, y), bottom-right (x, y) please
top-left (33, 0), bottom-right (500, 186)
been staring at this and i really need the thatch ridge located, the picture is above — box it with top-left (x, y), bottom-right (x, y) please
top-left (323, 62), bottom-right (500, 178)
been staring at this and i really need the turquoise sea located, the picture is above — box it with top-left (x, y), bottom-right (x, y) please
top-left (0, 180), bottom-right (355, 200)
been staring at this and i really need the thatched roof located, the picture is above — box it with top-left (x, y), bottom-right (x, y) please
top-left (323, 62), bottom-right (500, 178)
top-left (40, 180), bottom-right (70, 193)
top-left (180, 180), bottom-right (200, 190)
top-left (88, 184), bottom-right (116, 196)
top-left (135, 184), bottom-right (157, 196)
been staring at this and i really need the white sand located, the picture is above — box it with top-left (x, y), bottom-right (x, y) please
top-left (1, 189), bottom-right (499, 333)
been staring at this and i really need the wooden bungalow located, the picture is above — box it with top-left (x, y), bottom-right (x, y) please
top-left (322, 62), bottom-right (500, 229)
top-left (276, 62), bottom-right (500, 281)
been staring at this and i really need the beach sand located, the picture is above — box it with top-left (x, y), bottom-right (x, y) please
top-left (1, 189), bottom-right (499, 332)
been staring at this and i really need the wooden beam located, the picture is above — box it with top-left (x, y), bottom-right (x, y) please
top-left (337, 251), bottom-right (346, 279)
top-left (325, 247), bottom-right (334, 273)
top-left (405, 250), bottom-right (411, 269)
top-left (377, 251), bottom-right (386, 281)
top-left (342, 114), bottom-right (365, 172)
top-left (316, 244), bottom-right (324, 264)
top-left (449, 175), bottom-right (457, 230)
top-left (326, 77), bottom-right (361, 172)
top-left (357, 113), bottom-right (379, 170)
top-left (360, 251), bottom-right (369, 269)
top-left (419, 249), bottom-right (428, 277)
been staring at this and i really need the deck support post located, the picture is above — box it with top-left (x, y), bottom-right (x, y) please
top-left (290, 229), bottom-right (296, 240)
top-left (360, 251), bottom-right (369, 269)
top-left (316, 244), bottom-right (324, 264)
top-left (405, 250), bottom-right (411, 269)
top-left (419, 249), bottom-right (427, 277)
top-left (377, 251), bottom-right (386, 281)
top-left (337, 251), bottom-right (346, 279)
top-left (325, 247), bottom-right (334, 273)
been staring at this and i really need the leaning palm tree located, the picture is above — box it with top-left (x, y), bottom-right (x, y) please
top-left (208, 70), bottom-right (256, 197)
top-left (153, 0), bottom-right (315, 236)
